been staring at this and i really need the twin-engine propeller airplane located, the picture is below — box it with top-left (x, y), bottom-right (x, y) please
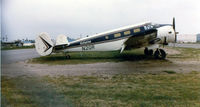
top-left (35, 18), bottom-right (178, 59)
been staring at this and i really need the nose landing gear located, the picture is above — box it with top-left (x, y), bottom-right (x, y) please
top-left (144, 47), bottom-right (166, 59)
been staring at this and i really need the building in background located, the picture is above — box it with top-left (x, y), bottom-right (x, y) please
top-left (197, 34), bottom-right (200, 43)
top-left (177, 34), bottom-right (199, 43)
top-left (22, 40), bottom-right (35, 46)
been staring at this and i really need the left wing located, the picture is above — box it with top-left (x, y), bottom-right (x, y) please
top-left (120, 29), bottom-right (157, 53)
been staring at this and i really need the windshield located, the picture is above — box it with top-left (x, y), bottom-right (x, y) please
top-left (151, 23), bottom-right (160, 28)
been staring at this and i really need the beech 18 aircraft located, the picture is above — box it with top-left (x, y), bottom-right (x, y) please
top-left (35, 18), bottom-right (178, 59)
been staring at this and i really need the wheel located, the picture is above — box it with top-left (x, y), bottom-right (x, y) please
top-left (159, 49), bottom-right (166, 59)
top-left (148, 49), bottom-right (153, 56)
top-left (154, 49), bottom-right (166, 59)
top-left (65, 55), bottom-right (71, 59)
top-left (154, 49), bottom-right (159, 59)
top-left (144, 47), bottom-right (153, 56)
top-left (144, 47), bottom-right (149, 55)
top-left (68, 55), bottom-right (71, 59)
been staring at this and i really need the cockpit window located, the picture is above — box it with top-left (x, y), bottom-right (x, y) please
top-left (144, 24), bottom-right (154, 30)
top-left (152, 23), bottom-right (160, 28)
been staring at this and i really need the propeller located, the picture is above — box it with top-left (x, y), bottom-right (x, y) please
top-left (173, 17), bottom-right (178, 42)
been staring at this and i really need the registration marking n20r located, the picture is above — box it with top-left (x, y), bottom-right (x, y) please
top-left (82, 45), bottom-right (95, 51)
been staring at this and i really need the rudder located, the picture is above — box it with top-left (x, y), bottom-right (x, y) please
top-left (35, 32), bottom-right (54, 56)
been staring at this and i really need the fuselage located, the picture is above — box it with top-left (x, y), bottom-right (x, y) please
top-left (54, 22), bottom-right (175, 53)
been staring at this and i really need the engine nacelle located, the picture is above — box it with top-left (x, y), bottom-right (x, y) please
top-left (156, 25), bottom-right (175, 44)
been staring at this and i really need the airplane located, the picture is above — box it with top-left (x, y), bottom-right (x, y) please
top-left (35, 18), bottom-right (178, 59)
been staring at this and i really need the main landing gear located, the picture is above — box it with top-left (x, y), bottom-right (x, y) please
top-left (144, 47), bottom-right (153, 56)
top-left (144, 47), bottom-right (166, 59)
top-left (65, 55), bottom-right (71, 59)
top-left (64, 53), bottom-right (71, 59)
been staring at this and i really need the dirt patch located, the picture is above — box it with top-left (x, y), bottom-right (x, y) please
top-left (2, 59), bottom-right (200, 77)
top-left (2, 47), bottom-right (200, 106)
top-left (164, 48), bottom-right (181, 55)
top-left (2, 47), bottom-right (200, 77)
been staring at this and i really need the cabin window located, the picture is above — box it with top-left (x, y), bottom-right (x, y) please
top-left (105, 36), bottom-right (109, 39)
top-left (134, 28), bottom-right (140, 33)
top-left (124, 31), bottom-right (131, 35)
top-left (114, 33), bottom-right (121, 38)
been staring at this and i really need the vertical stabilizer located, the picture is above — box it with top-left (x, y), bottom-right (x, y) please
top-left (35, 32), bottom-right (54, 56)
top-left (56, 34), bottom-right (69, 45)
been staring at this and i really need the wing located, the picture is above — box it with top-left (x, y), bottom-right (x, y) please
top-left (121, 29), bottom-right (157, 53)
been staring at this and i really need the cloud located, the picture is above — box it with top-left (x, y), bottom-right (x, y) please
top-left (2, 0), bottom-right (200, 41)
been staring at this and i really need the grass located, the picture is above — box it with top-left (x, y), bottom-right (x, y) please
top-left (1, 46), bottom-right (34, 50)
top-left (2, 72), bottom-right (200, 107)
top-left (29, 48), bottom-right (160, 65)
top-left (43, 72), bottom-right (200, 106)
top-left (1, 76), bottom-right (36, 107)
top-left (29, 46), bottom-right (200, 65)
top-left (3, 46), bottom-right (200, 106)
top-left (168, 47), bottom-right (200, 60)
top-left (1, 76), bottom-right (73, 107)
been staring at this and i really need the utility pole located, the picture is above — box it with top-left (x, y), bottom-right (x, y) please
top-left (6, 35), bottom-right (8, 42)
top-left (2, 37), bottom-right (5, 42)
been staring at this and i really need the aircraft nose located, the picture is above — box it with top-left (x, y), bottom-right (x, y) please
top-left (167, 26), bottom-right (176, 42)
top-left (157, 25), bottom-right (175, 44)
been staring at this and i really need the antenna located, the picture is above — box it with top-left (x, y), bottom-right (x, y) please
top-left (80, 34), bottom-right (82, 38)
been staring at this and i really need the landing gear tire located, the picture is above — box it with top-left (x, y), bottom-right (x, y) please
top-left (144, 47), bottom-right (149, 56)
top-left (154, 49), bottom-right (166, 59)
top-left (65, 55), bottom-right (71, 59)
top-left (144, 47), bottom-right (153, 56)
top-left (148, 49), bottom-right (153, 56)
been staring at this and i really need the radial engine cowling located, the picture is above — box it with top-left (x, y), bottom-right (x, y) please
top-left (156, 25), bottom-right (175, 44)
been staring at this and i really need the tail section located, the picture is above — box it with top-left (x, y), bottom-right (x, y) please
top-left (35, 32), bottom-right (54, 56)
top-left (56, 34), bottom-right (69, 45)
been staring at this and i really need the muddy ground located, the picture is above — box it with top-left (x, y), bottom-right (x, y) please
top-left (2, 47), bottom-right (200, 106)
top-left (2, 47), bottom-right (200, 77)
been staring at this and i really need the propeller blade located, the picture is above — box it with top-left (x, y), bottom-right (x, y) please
top-left (173, 17), bottom-right (176, 30)
top-left (173, 17), bottom-right (177, 43)
top-left (175, 34), bottom-right (177, 42)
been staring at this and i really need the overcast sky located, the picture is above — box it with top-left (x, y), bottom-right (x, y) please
top-left (1, 0), bottom-right (200, 41)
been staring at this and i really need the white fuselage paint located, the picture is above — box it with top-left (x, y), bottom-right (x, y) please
top-left (63, 26), bottom-right (175, 53)
top-left (156, 25), bottom-right (175, 43)
top-left (63, 38), bottom-right (128, 52)
top-left (35, 21), bottom-right (177, 56)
